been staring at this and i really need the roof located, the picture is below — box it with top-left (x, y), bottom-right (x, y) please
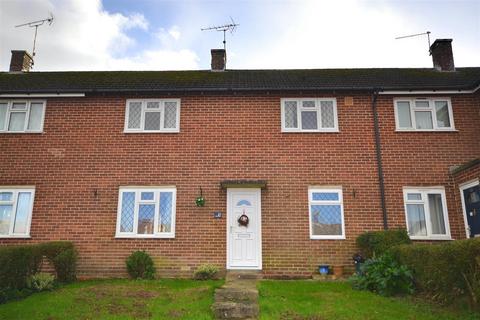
top-left (1, 68), bottom-right (480, 94)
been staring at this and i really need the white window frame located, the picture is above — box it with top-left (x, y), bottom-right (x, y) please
top-left (0, 187), bottom-right (35, 238)
top-left (281, 98), bottom-right (339, 133)
top-left (394, 98), bottom-right (455, 131)
top-left (116, 186), bottom-right (176, 238)
top-left (403, 187), bottom-right (451, 240)
top-left (308, 187), bottom-right (345, 240)
top-left (124, 99), bottom-right (180, 133)
top-left (0, 100), bottom-right (46, 133)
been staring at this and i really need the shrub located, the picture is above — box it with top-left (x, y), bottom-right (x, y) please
top-left (193, 264), bottom-right (219, 280)
top-left (356, 229), bottom-right (411, 258)
top-left (390, 238), bottom-right (480, 309)
top-left (350, 254), bottom-right (414, 297)
top-left (0, 245), bottom-right (43, 290)
top-left (0, 241), bottom-right (77, 303)
top-left (39, 241), bottom-right (78, 283)
top-left (126, 251), bottom-right (156, 279)
top-left (26, 273), bottom-right (55, 292)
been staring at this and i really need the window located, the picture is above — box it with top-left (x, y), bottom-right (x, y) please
top-left (116, 187), bottom-right (176, 238)
top-left (394, 98), bottom-right (454, 131)
top-left (309, 188), bottom-right (345, 239)
top-left (125, 99), bottom-right (180, 132)
top-left (0, 101), bottom-right (45, 133)
top-left (403, 188), bottom-right (451, 240)
top-left (281, 98), bottom-right (338, 132)
top-left (0, 188), bottom-right (35, 237)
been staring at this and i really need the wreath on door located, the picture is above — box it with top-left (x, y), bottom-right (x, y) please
top-left (238, 213), bottom-right (249, 227)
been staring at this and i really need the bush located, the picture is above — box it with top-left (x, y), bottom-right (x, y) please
top-left (356, 229), bottom-right (411, 258)
top-left (0, 245), bottom-right (43, 290)
top-left (0, 241), bottom-right (77, 303)
top-left (350, 254), bottom-right (414, 297)
top-left (40, 241), bottom-right (77, 282)
top-left (390, 238), bottom-right (480, 309)
top-left (126, 251), bottom-right (156, 279)
top-left (193, 264), bottom-right (219, 280)
top-left (26, 273), bottom-right (55, 292)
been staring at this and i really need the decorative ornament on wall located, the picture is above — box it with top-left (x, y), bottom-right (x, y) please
top-left (237, 210), bottom-right (249, 227)
top-left (195, 187), bottom-right (205, 207)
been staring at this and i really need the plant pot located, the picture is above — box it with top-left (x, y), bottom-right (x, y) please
top-left (318, 265), bottom-right (330, 275)
top-left (333, 265), bottom-right (344, 278)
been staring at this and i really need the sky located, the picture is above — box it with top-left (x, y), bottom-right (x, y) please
top-left (0, 0), bottom-right (479, 71)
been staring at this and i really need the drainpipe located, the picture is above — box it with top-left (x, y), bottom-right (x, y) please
top-left (372, 89), bottom-right (388, 230)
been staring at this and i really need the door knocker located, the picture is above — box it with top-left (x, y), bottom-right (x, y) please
top-left (238, 210), bottom-right (249, 227)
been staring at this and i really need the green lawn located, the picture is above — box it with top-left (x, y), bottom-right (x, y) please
top-left (0, 279), bottom-right (223, 320)
top-left (258, 280), bottom-right (479, 320)
top-left (1, 279), bottom-right (478, 320)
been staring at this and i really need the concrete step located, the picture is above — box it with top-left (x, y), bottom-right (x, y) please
top-left (226, 271), bottom-right (263, 281)
top-left (212, 301), bottom-right (259, 319)
top-left (215, 287), bottom-right (258, 303)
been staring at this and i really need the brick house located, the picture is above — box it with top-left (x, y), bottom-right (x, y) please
top-left (0, 39), bottom-right (479, 278)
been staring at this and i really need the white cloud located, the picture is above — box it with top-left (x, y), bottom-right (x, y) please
top-left (0, 0), bottom-right (198, 71)
top-left (168, 26), bottom-right (181, 41)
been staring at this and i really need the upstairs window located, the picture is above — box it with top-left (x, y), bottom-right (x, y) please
top-left (309, 187), bottom-right (345, 239)
top-left (0, 101), bottom-right (45, 133)
top-left (394, 98), bottom-right (454, 131)
top-left (403, 187), bottom-right (451, 240)
top-left (116, 187), bottom-right (176, 238)
top-left (0, 188), bottom-right (35, 238)
top-left (125, 99), bottom-right (180, 133)
top-left (281, 98), bottom-right (338, 132)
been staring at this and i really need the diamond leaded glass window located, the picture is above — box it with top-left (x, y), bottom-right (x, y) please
top-left (117, 188), bottom-right (176, 237)
top-left (282, 99), bottom-right (337, 132)
top-left (125, 100), bottom-right (180, 132)
top-left (309, 188), bottom-right (344, 239)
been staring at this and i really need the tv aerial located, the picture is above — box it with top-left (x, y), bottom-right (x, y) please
top-left (201, 17), bottom-right (239, 50)
top-left (395, 31), bottom-right (432, 54)
top-left (15, 13), bottom-right (54, 60)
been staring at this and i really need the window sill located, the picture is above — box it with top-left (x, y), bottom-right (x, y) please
top-left (395, 129), bottom-right (457, 133)
top-left (409, 236), bottom-right (452, 241)
top-left (115, 234), bottom-right (175, 239)
top-left (310, 235), bottom-right (345, 240)
top-left (282, 129), bottom-right (340, 133)
top-left (0, 235), bottom-right (31, 239)
top-left (123, 130), bottom-right (179, 134)
top-left (0, 131), bottom-right (43, 134)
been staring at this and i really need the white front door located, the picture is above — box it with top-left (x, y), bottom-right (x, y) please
top-left (227, 188), bottom-right (262, 269)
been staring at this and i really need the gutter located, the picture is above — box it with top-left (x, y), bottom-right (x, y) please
top-left (372, 89), bottom-right (389, 230)
top-left (0, 93), bottom-right (85, 98)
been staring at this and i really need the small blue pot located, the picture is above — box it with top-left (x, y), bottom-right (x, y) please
top-left (318, 265), bottom-right (330, 275)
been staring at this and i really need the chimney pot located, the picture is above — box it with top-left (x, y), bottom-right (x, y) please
top-left (9, 50), bottom-right (33, 72)
top-left (211, 49), bottom-right (226, 71)
top-left (430, 39), bottom-right (455, 72)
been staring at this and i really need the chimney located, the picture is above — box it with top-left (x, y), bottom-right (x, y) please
top-left (9, 50), bottom-right (33, 72)
top-left (211, 49), bottom-right (226, 71)
top-left (430, 39), bottom-right (455, 71)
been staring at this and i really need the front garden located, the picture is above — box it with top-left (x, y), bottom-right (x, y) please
top-left (1, 234), bottom-right (480, 319)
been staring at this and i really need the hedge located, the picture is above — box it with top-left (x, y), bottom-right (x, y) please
top-left (390, 238), bottom-right (480, 309)
top-left (356, 229), bottom-right (411, 258)
top-left (0, 241), bottom-right (77, 303)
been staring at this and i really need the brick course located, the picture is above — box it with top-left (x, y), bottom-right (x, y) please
top-left (0, 92), bottom-right (479, 278)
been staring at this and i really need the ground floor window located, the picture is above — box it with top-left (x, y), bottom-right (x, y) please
top-left (116, 187), bottom-right (176, 238)
top-left (403, 187), bottom-right (451, 240)
top-left (309, 187), bottom-right (345, 239)
top-left (0, 188), bottom-right (35, 237)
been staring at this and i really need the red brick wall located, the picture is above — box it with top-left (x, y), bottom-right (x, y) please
top-left (0, 92), bottom-right (478, 278)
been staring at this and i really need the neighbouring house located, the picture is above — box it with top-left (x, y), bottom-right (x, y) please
top-left (0, 39), bottom-right (479, 278)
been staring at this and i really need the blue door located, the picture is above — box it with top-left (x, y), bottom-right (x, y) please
top-left (464, 184), bottom-right (480, 238)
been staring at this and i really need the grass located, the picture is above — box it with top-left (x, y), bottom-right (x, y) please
top-left (1, 279), bottom-right (479, 320)
top-left (0, 279), bottom-right (223, 320)
top-left (258, 280), bottom-right (480, 320)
